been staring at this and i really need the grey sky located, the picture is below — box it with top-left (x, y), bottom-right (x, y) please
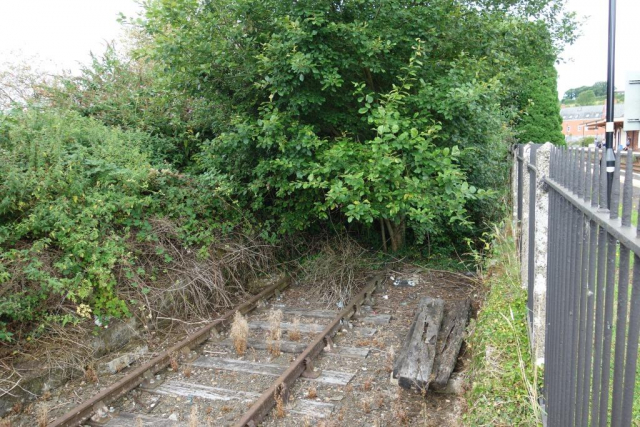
top-left (0, 0), bottom-right (142, 72)
top-left (557, 0), bottom-right (640, 98)
top-left (0, 0), bottom-right (638, 100)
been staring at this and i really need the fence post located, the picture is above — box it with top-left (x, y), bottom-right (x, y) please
top-left (520, 144), bottom-right (532, 290)
top-left (531, 143), bottom-right (552, 363)
top-left (512, 146), bottom-right (519, 228)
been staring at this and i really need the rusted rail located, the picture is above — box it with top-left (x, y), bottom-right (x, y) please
top-left (234, 275), bottom-right (382, 427)
top-left (48, 274), bottom-right (291, 427)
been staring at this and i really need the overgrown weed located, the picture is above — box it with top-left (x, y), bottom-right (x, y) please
top-left (297, 235), bottom-right (379, 307)
top-left (464, 222), bottom-right (541, 426)
top-left (230, 311), bottom-right (249, 356)
top-left (288, 316), bottom-right (301, 341)
top-left (267, 309), bottom-right (282, 358)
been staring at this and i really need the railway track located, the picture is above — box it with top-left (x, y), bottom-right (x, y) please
top-left (586, 152), bottom-right (640, 174)
top-left (48, 275), bottom-right (385, 427)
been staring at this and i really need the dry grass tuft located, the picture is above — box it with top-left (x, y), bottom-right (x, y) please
top-left (189, 405), bottom-right (198, 427)
top-left (36, 403), bottom-right (48, 427)
top-left (230, 311), bottom-right (249, 356)
top-left (170, 354), bottom-right (179, 371)
top-left (85, 365), bottom-right (98, 384)
top-left (307, 387), bottom-right (317, 399)
top-left (363, 378), bottom-right (373, 391)
top-left (298, 235), bottom-right (377, 306)
top-left (392, 390), bottom-right (409, 424)
top-left (184, 365), bottom-right (192, 378)
top-left (362, 399), bottom-right (371, 414)
top-left (288, 316), bottom-right (301, 341)
top-left (376, 393), bottom-right (385, 409)
top-left (385, 345), bottom-right (395, 373)
top-left (135, 416), bottom-right (144, 427)
top-left (118, 219), bottom-right (277, 323)
top-left (267, 309), bottom-right (283, 358)
top-left (274, 389), bottom-right (286, 418)
top-left (11, 402), bottom-right (22, 414)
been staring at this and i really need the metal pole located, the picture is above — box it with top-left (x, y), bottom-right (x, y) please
top-left (605, 0), bottom-right (617, 208)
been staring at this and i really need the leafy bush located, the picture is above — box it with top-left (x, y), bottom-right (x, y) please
top-left (138, 0), bottom-right (575, 251)
top-left (0, 109), bottom-right (153, 337)
top-left (0, 108), bottom-right (259, 341)
top-left (579, 136), bottom-right (595, 147)
top-left (41, 45), bottom-right (214, 169)
top-left (199, 44), bottom-right (482, 250)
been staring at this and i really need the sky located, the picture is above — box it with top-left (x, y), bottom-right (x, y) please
top-left (0, 0), bottom-right (639, 100)
top-left (557, 0), bottom-right (640, 99)
top-left (0, 0), bottom-right (142, 73)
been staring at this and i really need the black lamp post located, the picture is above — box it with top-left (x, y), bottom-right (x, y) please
top-left (605, 0), bottom-right (617, 208)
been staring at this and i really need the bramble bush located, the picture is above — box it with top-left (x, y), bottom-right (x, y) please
top-left (0, 108), bottom-right (246, 341)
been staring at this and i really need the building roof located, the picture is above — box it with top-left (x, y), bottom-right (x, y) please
top-left (560, 104), bottom-right (625, 121)
top-left (589, 105), bottom-right (626, 128)
top-left (560, 105), bottom-right (604, 120)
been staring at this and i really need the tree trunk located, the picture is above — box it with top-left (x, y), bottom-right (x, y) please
top-left (380, 218), bottom-right (387, 252)
top-left (384, 218), bottom-right (406, 252)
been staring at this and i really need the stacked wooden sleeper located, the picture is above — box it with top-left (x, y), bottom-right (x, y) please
top-left (392, 297), bottom-right (471, 392)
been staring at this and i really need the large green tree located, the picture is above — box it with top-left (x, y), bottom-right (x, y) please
top-left (576, 89), bottom-right (597, 106)
top-left (515, 63), bottom-right (564, 144)
top-left (132, 0), bottom-right (575, 249)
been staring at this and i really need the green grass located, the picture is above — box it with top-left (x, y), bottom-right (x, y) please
top-left (464, 223), bottom-right (541, 427)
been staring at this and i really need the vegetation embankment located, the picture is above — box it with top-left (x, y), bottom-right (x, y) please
top-left (0, 0), bottom-right (575, 352)
top-left (464, 223), bottom-right (541, 426)
top-left (561, 81), bottom-right (625, 106)
top-left (0, 109), bottom-right (279, 345)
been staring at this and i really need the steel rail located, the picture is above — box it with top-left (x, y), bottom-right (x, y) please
top-left (48, 274), bottom-right (291, 427)
top-left (234, 275), bottom-right (383, 427)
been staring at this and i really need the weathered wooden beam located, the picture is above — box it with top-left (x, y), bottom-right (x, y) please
top-left (150, 380), bottom-right (259, 402)
top-left (101, 413), bottom-right (185, 427)
top-left (249, 321), bottom-right (325, 334)
top-left (430, 299), bottom-right (471, 390)
top-left (219, 338), bottom-right (308, 354)
top-left (216, 338), bottom-right (370, 358)
top-left (270, 305), bottom-right (338, 319)
top-left (393, 297), bottom-right (444, 390)
top-left (190, 356), bottom-right (354, 385)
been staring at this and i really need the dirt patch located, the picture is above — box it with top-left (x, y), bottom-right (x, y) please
top-left (260, 265), bottom-right (481, 426)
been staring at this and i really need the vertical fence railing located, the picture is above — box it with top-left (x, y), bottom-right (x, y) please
top-left (518, 144), bottom-right (524, 254)
top-left (527, 146), bottom-right (538, 326)
top-left (538, 146), bottom-right (640, 426)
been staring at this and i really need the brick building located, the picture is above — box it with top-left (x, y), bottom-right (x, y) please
top-left (560, 105), bottom-right (605, 143)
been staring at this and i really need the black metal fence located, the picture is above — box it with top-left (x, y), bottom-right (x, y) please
top-left (517, 144), bottom-right (640, 426)
top-left (515, 143), bottom-right (541, 336)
